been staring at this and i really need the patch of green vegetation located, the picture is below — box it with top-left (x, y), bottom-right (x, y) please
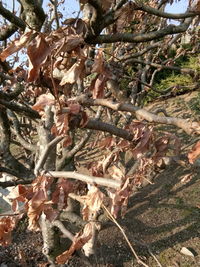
top-left (182, 56), bottom-right (200, 72)
top-left (145, 55), bottom-right (199, 104)
top-left (155, 73), bottom-right (193, 92)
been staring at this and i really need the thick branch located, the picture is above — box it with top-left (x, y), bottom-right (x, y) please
top-left (0, 109), bottom-right (33, 178)
top-left (7, 110), bottom-right (36, 152)
top-left (0, 167), bottom-right (19, 177)
top-left (0, 98), bottom-right (40, 119)
top-left (34, 136), bottom-right (64, 175)
top-left (0, 179), bottom-right (32, 188)
top-left (77, 96), bottom-right (200, 135)
top-left (52, 220), bottom-right (74, 241)
top-left (57, 131), bottom-right (92, 171)
top-left (0, 84), bottom-right (24, 101)
top-left (89, 17), bottom-right (193, 44)
top-left (88, 0), bottom-right (103, 14)
top-left (48, 171), bottom-right (121, 189)
top-left (85, 119), bottom-right (133, 140)
top-left (0, 24), bottom-right (18, 41)
top-left (0, 2), bottom-right (26, 30)
top-left (20, 0), bottom-right (45, 30)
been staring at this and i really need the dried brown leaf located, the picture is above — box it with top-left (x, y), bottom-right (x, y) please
top-left (0, 216), bottom-right (18, 246)
top-left (98, 136), bottom-right (116, 149)
top-left (0, 29), bottom-right (33, 62)
top-left (27, 34), bottom-right (51, 82)
top-left (131, 128), bottom-right (152, 159)
top-left (51, 113), bottom-right (69, 136)
top-left (32, 93), bottom-right (55, 112)
top-left (52, 178), bottom-right (74, 210)
top-left (115, 2), bottom-right (136, 32)
top-left (60, 58), bottom-right (85, 86)
top-left (190, 0), bottom-right (200, 11)
top-left (56, 222), bottom-right (93, 264)
top-left (91, 50), bottom-right (105, 73)
top-left (90, 73), bottom-right (107, 99)
top-left (188, 141), bottom-right (200, 164)
top-left (82, 186), bottom-right (104, 220)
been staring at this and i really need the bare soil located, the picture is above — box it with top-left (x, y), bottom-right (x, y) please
top-left (1, 92), bottom-right (200, 267)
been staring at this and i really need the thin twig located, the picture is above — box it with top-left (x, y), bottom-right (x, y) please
top-left (102, 204), bottom-right (149, 267)
top-left (52, 220), bottom-right (74, 241)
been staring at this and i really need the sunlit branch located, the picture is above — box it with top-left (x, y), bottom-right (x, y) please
top-left (76, 96), bottom-right (200, 135)
top-left (48, 171), bottom-right (121, 189)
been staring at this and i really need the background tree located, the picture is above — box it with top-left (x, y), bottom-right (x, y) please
top-left (0, 0), bottom-right (200, 266)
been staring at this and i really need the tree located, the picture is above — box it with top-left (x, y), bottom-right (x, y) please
top-left (0, 0), bottom-right (200, 266)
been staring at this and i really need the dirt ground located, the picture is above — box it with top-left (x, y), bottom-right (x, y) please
top-left (1, 92), bottom-right (200, 267)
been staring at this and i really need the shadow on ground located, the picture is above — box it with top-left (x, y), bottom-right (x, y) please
top-left (92, 163), bottom-right (200, 267)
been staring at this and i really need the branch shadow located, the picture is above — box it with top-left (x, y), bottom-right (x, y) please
top-left (95, 163), bottom-right (200, 266)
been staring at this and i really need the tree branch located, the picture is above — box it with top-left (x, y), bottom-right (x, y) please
top-left (135, 2), bottom-right (198, 19)
top-left (0, 108), bottom-right (33, 178)
top-left (34, 136), bottom-right (64, 175)
top-left (88, 0), bottom-right (103, 14)
top-left (0, 98), bottom-right (40, 119)
top-left (0, 24), bottom-right (18, 41)
top-left (0, 167), bottom-right (20, 177)
top-left (57, 131), bottom-right (92, 171)
top-left (84, 119), bottom-right (133, 140)
top-left (52, 220), bottom-right (74, 241)
top-left (47, 171), bottom-right (121, 189)
top-left (0, 2), bottom-right (26, 30)
top-left (76, 96), bottom-right (200, 135)
top-left (0, 179), bottom-right (32, 188)
top-left (88, 17), bottom-right (193, 44)
top-left (7, 110), bottom-right (37, 152)
top-left (19, 0), bottom-right (45, 30)
top-left (120, 42), bottom-right (161, 61)
top-left (57, 106), bottom-right (103, 171)
top-left (0, 83), bottom-right (24, 101)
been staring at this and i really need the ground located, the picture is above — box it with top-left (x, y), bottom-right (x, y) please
top-left (1, 92), bottom-right (200, 267)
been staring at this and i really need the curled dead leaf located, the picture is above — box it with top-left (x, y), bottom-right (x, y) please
top-left (59, 58), bottom-right (85, 86)
top-left (82, 186), bottom-right (104, 220)
top-left (27, 34), bottom-right (51, 82)
top-left (0, 29), bottom-right (34, 62)
top-left (32, 93), bottom-right (55, 113)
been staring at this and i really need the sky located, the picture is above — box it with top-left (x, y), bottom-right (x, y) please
top-left (3, 0), bottom-right (189, 21)
top-left (165, 0), bottom-right (188, 13)
top-left (60, 0), bottom-right (189, 16)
